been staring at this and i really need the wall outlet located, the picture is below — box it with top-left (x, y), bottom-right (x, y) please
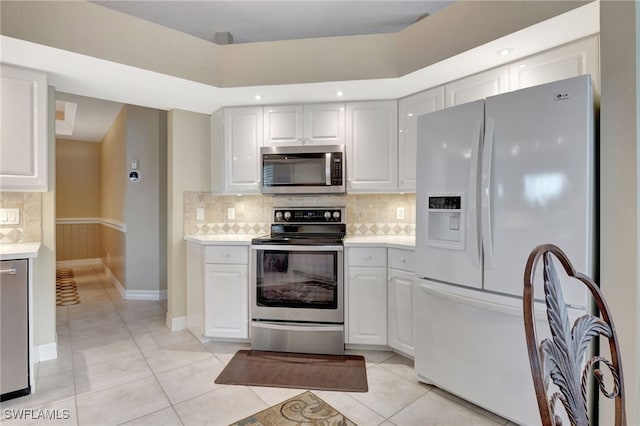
top-left (227, 208), bottom-right (235, 220)
top-left (396, 207), bottom-right (405, 220)
top-left (0, 208), bottom-right (20, 225)
top-left (196, 208), bottom-right (205, 221)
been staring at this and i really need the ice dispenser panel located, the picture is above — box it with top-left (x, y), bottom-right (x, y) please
top-left (426, 194), bottom-right (465, 250)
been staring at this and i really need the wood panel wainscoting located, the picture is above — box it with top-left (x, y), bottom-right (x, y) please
top-left (56, 219), bottom-right (102, 262)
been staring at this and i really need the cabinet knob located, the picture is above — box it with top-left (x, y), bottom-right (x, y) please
top-left (365, 255), bottom-right (372, 260)
top-left (223, 253), bottom-right (230, 257)
top-left (400, 257), bottom-right (406, 263)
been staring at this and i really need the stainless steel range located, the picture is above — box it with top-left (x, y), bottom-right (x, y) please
top-left (250, 207), bottom-right (345, 355)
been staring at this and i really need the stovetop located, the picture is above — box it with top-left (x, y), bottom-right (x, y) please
top-left (252, 207), bottom-right (346, 246)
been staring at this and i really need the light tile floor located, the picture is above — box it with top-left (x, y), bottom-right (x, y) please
top-left (1, 265), bottom-right (516, 426)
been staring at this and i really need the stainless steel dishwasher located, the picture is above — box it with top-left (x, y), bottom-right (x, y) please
top-left (0, 259), bottom-right (30, 401)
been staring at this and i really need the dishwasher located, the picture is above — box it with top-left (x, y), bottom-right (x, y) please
top-left (0, 259), bottom-right (30, 401)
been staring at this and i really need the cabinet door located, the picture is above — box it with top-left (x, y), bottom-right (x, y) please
top-left (445, 66), bottom-right (509, 107)
top-left (509, 36), bottom-right (599, 92)
top-left (388, 268), bottom-right (415, 356)
top-left (263, 105), bottom-right (303, 146)
top-left (398, 87), bottom-right (445, 191)
top-left (303, 103), bottom-right (345, 145)
top-left (345, 101), bottom-right (398, 192)
top-left (223, 107), bottom-right (263, 193)
top-left (0, 65), bottom-right (48, 191)
top-left (347, 266), bottom-right (387, 345)
top-left (204, 263), bottom-right (248, 339)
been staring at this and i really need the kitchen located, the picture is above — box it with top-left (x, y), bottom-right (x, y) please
top-left (0, 1), bottom-right (638, 425)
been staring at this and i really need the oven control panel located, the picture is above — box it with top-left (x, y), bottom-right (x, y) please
top-left (273, 208), bottom-right (344, 223)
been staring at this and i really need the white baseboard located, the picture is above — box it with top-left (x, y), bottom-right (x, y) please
top-left (56, 258), bottom-right (103, 268)
top-left (35, 342), bottom-right (57, 362)
top-left (166, 313), bottom-right (188, 332)
top-left (124, 289), bottom-right (167, 301)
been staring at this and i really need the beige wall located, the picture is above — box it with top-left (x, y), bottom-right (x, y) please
top-left (32, 86), bottom-right (57, 348)
top-left (167, 109), bottom-right (210, 325)
top-left (100, 105), bottom-right (126, 287)
top-left (55, 138), bottom-right (100, 218)
top-left (600, 1), bottom-right (639, 424)
top-left (100, 106), bottom-right (126, 224)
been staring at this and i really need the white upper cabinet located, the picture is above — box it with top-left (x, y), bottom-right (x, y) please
top-left (398, 87), bottom-right (445, 191)
top-left (211, 107), bottom-right (263, 194)
top-left (445, 66), bottom-right (510, 107)
top-left (509, 36), bottom-right (599, 92)
top-left (263, 103), bottom-right (345, 146)
top-left (263, 105), bottom-right (303, 146)
top-left (0, 65), bottom-right (48, 191)
top-left (345, 101), bottom-right (398, 193)
top-left (303, 103), bottom-right (345, 145)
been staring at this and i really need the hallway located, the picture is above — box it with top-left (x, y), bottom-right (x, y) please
top-left (0, 265), bottom-right (512, 425)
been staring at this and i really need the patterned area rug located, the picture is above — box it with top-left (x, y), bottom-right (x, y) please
top-left (56, 268), bottom-right (80, 306)
top-left (231, 391), bottom-right (356, 426)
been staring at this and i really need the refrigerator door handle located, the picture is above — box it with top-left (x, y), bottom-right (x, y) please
top-left (481, 117), bottom-right (495, 269)
top-left (469, 120), bottom-right (482, 268)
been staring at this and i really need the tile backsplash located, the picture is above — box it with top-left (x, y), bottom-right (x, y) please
top-left (0, 192), bottom-right (42, 243)
top-left (184, 192), bottom-right (416, 236)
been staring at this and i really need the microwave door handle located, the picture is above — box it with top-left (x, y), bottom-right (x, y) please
top-left (325, 153), bottom-right (331, 186)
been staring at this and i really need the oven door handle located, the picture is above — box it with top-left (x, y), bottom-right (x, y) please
top-left (251, 244), bottom-right (343, 252)
top-left (252, 322), bottom-right (344, 333)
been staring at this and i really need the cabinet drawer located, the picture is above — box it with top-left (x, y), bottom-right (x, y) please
top-left (204, 246), bottom-right (248, 264)
top-left (388, 248), bottom-right (415, 272)
top-left (348, 247), bottom-right (386, 267)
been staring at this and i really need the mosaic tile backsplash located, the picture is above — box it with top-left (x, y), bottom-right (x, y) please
top-left (184, 192), bottom-right (416, 236)
top-left (0, 192), bottom-right (42, 243)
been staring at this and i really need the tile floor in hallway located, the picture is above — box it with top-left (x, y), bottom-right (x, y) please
top-left (1, 265), bottom-right (516, 426)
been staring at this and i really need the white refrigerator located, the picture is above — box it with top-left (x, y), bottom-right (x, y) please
top-left (414, 75), bottom-right (595, 425)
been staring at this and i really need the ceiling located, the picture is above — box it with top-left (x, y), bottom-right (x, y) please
top-left (91, 1), bottom-right (454, 44)
top-left (39, 1), bottom-right (598, 142)
top-left (60, 0), bottom-right (453, 141)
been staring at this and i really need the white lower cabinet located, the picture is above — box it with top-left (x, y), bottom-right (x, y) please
top-left (388, 268), bottom-right (415, 356)
top-left (346, 247), bottom-right (387, 345)
top-left (204, 263), bottom-right (248, 339)
top-left (186, 243), bottom-right (249, 340)
top-left (387, 248), bottom-right (415, 356)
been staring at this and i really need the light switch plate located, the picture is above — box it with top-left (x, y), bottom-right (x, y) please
top-left (0, 208), bottom-right (20, 225)
top-left (196, 208), bottom-right (205, 221)
top-left (227, 208), bottom-right (235, 220)
top-left (396, 207), bottom-right (405, 220)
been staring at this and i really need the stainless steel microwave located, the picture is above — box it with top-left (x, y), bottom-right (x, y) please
top-left (261, 144), bottom-right (345, 195)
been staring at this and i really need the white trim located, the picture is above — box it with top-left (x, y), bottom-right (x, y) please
top-left (35, 342), bottom-right (57, 363)
top-left (56, 258), bottom-right (102, 268)
top-left (56, 217), bottom-right (126, 232)
top-left (100, 218), bottom-right (126, 233)
top-left (55, 218), bottom-right (100, 225)
top-left (124, 289), bottom-right (166, 301)
top-left (104, 266), bottom-right (126, 299)
top-left (166, 314), bottom-right (188, 332)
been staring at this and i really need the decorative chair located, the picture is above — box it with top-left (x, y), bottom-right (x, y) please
top-left (523, 244), bottom-right (626, 426)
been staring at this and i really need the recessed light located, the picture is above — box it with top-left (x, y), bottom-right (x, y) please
top-left (498, 48), bottom-right (514, 57)
top-left (255, 94), bottom-right (262, 100)
top-left (336, 91), bottom-right (344, 97)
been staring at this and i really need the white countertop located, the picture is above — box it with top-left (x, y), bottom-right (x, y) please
top-left (184, 234), bottom-right (415, 249)
top-left (184, 234), bottom-right (255, 245)
top-left (0, 242), bottom-right (41, 260)
top-left (344, 235), bottom-right (415, 249)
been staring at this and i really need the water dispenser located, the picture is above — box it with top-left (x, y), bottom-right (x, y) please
top-left (426, 194), bottom-right (465, 250)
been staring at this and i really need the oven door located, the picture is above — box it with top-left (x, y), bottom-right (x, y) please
top-left (251, 244), bottom-right (344, 324)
